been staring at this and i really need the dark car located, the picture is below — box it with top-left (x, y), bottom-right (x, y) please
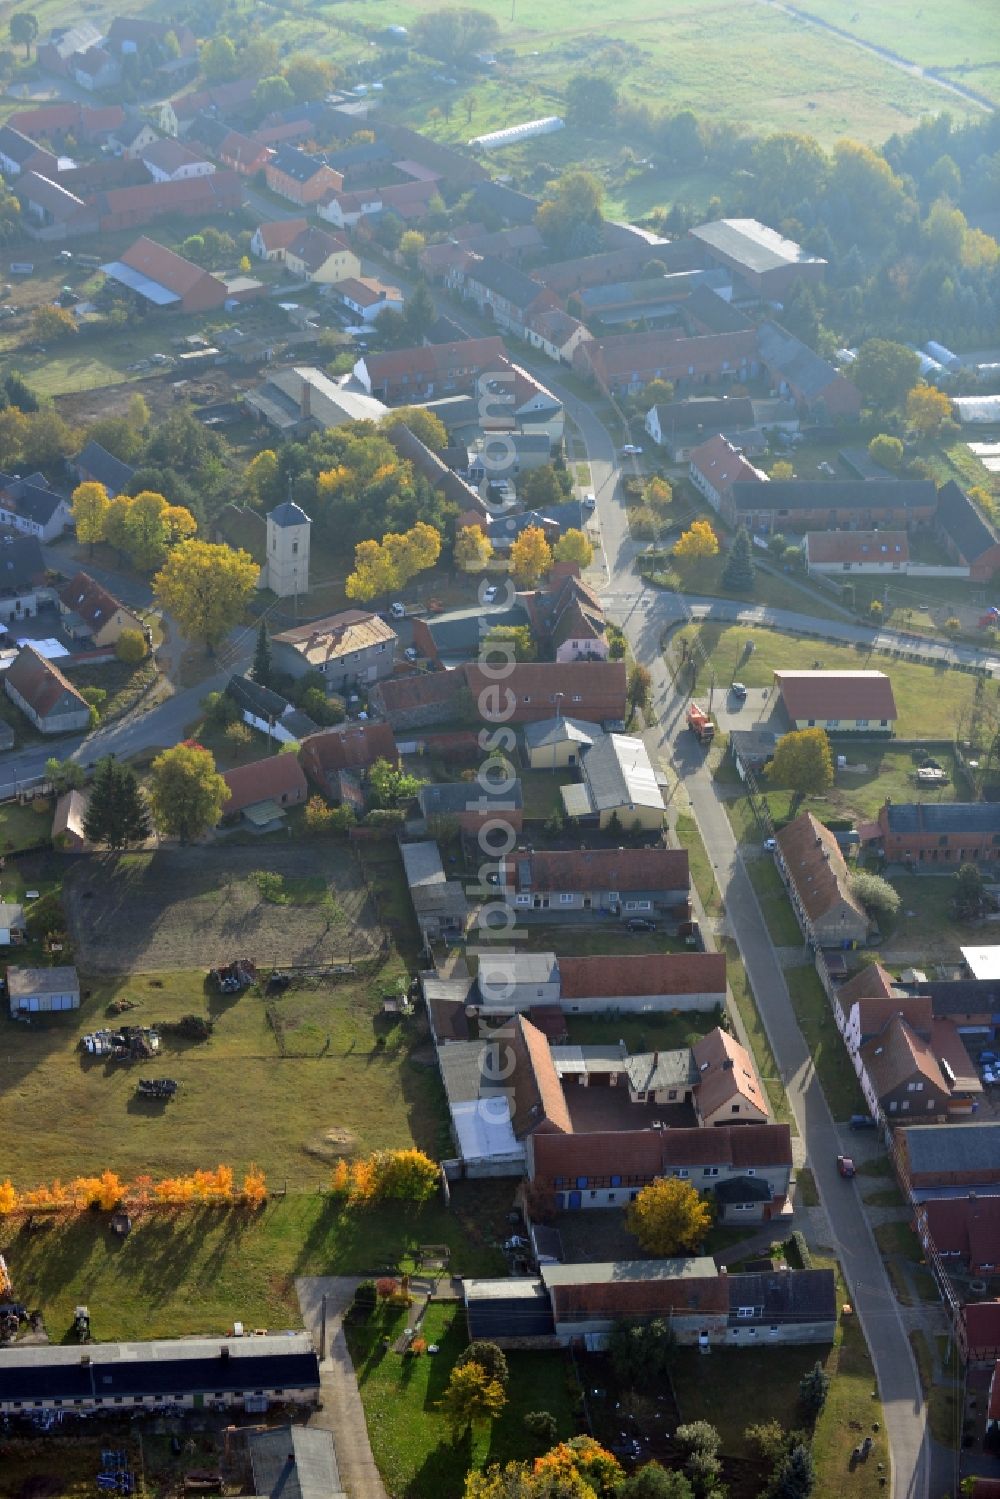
top-left (625, 918), bottom-right (657, 933)
top-left (849, 1114), bottom-right (878, 1130)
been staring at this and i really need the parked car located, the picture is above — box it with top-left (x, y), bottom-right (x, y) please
top-left (404, 646), bottom-right (419, 662)
top-left (731, 682), bottom-right (748, 699)
top-left (582, 493), bottom-right (596, 508)
top-left (625, 917), bottom-right (657, 933)
top-left (849, 1114), bottom-right (877, 1131)
top-left (482, 585), bottom-right (498, 603)
top-left (837, 1153), bottom-right (856, 1178)
top-left (621, 444), bottom-right (643, 456)
top-left (763, 837), bottom-right (777, 852)
top-left (390, 601), bottom-right (406, 618)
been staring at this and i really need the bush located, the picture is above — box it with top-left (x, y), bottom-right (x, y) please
top-left (457, 1340), bottom-right (509, 1388)
top-left (116, 628), bottom-right (148, 664)
top-left (352, 1280), bottom-right (378, 1318)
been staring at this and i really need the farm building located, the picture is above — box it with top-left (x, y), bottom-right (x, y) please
top-left (470, 117), bottom-right (564, 150)
top-left (7, 965), bottom-right (80, 1016)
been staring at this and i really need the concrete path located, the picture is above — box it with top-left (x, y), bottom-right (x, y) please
top-left (296, 1276), bottom-right (389, 1499)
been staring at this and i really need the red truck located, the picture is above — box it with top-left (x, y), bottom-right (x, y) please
top-left (687, 701), bottom-right (715, 744)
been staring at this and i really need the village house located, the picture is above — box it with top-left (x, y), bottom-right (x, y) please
top-left (71, 47), bottom-right (121, 92)
top-left (447, 255), bottom-right (555, 339)
top-left (501, 846), bottom-right (689, 922)
top-left (933, 481), bottom-right (1000, 582)
top-left (645, 396), bottom-right (798, 460)
top-left (355, 336), bottom-right (507, 403)
top-left (108, 112), bottom-right (160, 160)
top-left (520, 569), bottom-right (609, 663)
top-left (896, 1121), bottom-right (1000, 1198)
top-left (140, 137), bottom-right (215, 183)
top-left (284, 226), bottom-right (361, 286)
top-left (52, 788), bottom-right (89, 850)
top-left (917, 1195), bottom-right (1000, 1277)
top-left (417, 777), bottom-right (524, 840)
top-left (0, 536), bottom-right (48, 624)
top-left (469, 658), bottom-right (628, 726)
top-left (220, 754), bottom-right (309, 830)
top-left (573, 328), bottom-right (758, 397)
top-left (7, 965), bottom-right (80, 1017)
top-left (958, 1301), bottom-right (1000, 1365)
top-left (804, 531), bottom-right (910, 575)
top-left (401, 841), bottom-right (469, 945)
top-left (559, 732), bottom-right (666, 831)
top-left (250, 219), bottom-right (309, 262)
top-left (57, 570), bottom-right (143, 648)
top-left (329, 276), bottom-right (403, 323)
top-left (0, 475), bottom-right (72, 542)
top-left (524, 307), bottom-right (591, 365)
top-left (858, 1013), bottom-right (967, 1121)
top-left (4, 646), bottom-right (90, 735)
top-left (225, 675), bottom-right (318, 748)
top-left (37, 22), bottom-right (104, 76)
top-left (159, 77), bottom-right (260, 137)
top-left (728, 478), bottom-right (936, 535)
top-left (17, 170), bottom-right (96, 237)
top-left (0, 126), bottom-right (59, 179)
top-left (271, 610), bottom-right (396, 693)
top-left (534, 239), bottom-right (699, 296)
top-left (472, 949), bottom-right (726, 1020)
top-left (299, 722), bottom-right (397, 795)
top-left (868, 800), bottom-right (1000, 866)
top-left (774, 670), bottom-right (897, 734)
top-left (101, 236), bottom-right (228, 314)
top-left (688, 434), bottom-right (768, 514)
top-left (264, 147), bottom-right (343, 207)
top-left (774, 810), bottom-right (870, 947)
top-left (245, 367), bottom-right (387, 435)
top-left (70, 440), bottom-right (136, 497)
top-left (756, 320), bottom-right (861, 418)
top-left (689, 218), bottom-right (827, 298)
top-left (527, 1121), bottom-right (792, 1216)
top-left (0, 1333), bottom-right (319, 1414)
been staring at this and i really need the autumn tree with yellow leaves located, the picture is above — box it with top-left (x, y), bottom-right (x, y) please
top-left (454, 525), bottom-right (493, 571)
top-left (510, 525), bottom-right (553, 586)
top-left (673, 520), bottom-right (719, 563)
top-left (345, 522), bottom-right (442, 603)
top-left (329, 1147), bottom-right (439, 1202)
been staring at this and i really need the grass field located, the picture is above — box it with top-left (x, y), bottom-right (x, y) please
top-left (720, 936), bottom-right (794, 1130)
top-left (677, 622), bottom-right (981, 742)
top-left (647, 551), bottom-right (848, 621)
top-left (348, 1300), bottom-right (578, 1498)
top-left (747, 855), bottom-right (804, 945)
top-left (0, 1184), bottom-right (510, 1342)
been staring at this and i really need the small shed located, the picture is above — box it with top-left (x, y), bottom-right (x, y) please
top-left (0, 903), bottom-right (26, 945)
top-left (7, 964), bottom-right (80, 1016)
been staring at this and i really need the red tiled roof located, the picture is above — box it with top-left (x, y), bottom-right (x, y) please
top-left (362, 336), bottom-right (506, 384)
top-left (549, 1271), bottom-right (728, 1321)
top-left (287, 225), bottom-right (352, 272)
top-left (256, 218), bottom-right (308, 252)
top-left (837, 962), bottom-right (897, 1009)
top-left (860, 1014), bottom-right (949, 1100)
top-left (6, 645), bottom-right (87, 719)
top-left (805, 530), bottom-right (910, 566)
top-left (506, 1014), bottom-right (572, 1136)
top-left (374, 670), bottom-right (463, 719)
top-left (299, 722), bottom-right (397, 782)
top-left (689, 434), bottom-right (765, 492)
top-left (774, 670), bottom-right (898, 722)
top-left (923, 1196), bottom-right (1000, 1265)
top-left (9, 104), bottom-right (79, 133)
top-left (532, 1129), bottom-right (664, 1181)
top-left (853, 994), bottom-right (932, 1038)
top-left (692, 1027), bottom-right (769, 1119)
top-left (775, 811), bottom-right (867, 928)
top-left (120, 235), bottom-right (216, 297)
top-left (463, 659), bottom-right (626, 724)
top-left (508, 846), bottom-right (688, 895)
top-left (58, 570), bottom-right (136, 631)
top-left (174, 77), bottom-right (260, 119)
top-left (221, 753), bottom-right (307, 816)
top-left (558, 952), bottom-right (725, 1001)
top-left (964, 1301), bottom-right (1000, 1357)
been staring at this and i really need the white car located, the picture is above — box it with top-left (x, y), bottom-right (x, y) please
top-left (621, 444), bottom-right (643, 456)
top-left (763, 838), bottom-right (777, 853)
top-left (482, 585), bottom-right (498, 604)
top-left (582, 493), bottom-right (596, 508)
top-left (390, 601), bottom-right (406, 618)
top-left (404, 646), bottom-right (419, 662)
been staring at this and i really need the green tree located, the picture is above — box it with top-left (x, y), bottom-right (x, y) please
top-left (456, 1341), bottom-right (509, 1389)
top-left (523, 1411), bottom-right (558, 1452)
top-left (283, 54), bottom-right (333, 101)
top-left (766, 727), bottom-right (833, 796)
top-left (82, 757), bottom-right (151, 851)
top-left (200, 34), bottom-right (238, 80)
top-left (224, 720), bottom-right (253, 759)
top-left (850, 869), bottom-right (900, 922)
top-left (554, 529), bottom-right (593, 568)
top-left (850, 339), bottom-right (921, 411)
top-left (772, 1443), bottom-right (815, 1499)
top-left (565, 73), bottom-right (618, 130)
top-left (484, 624), bottom-right (536, 662)
top-left (954, 860), bottom-right (987, 919)
top-left (625, 1177), bottom-right (712, 1256)
top-left (411, 7), bottom-right (500, 66)
top-left (721, 526), bottom-right (755, 592)
top-left (744, 1420), bottom-right (790, 1465)
top-left (536, 170), bottom-right (604, 255)
top-left (252, 620), bottom-right (272, 687)
top-left (799, 1361), bottom-right (830, 1415)
top-left (246, 449), bottom-right (280, 508)
top-left (620, 1467), bottom-right (694, 1499)
top-left (45, 756), bottom-right (85, 794)
top-left (9, 11), bottom-right (38, 57)
top-left (675, 1424), bottom-right (722, 1499)
top-left (520, 463), bottom-right (572, 510)
top-left (438, 1360), bottom-right (507, 1437)
top-left (154, 541), bottom-right (258, 651)
top-left (368, 756), bottom-right (423, 807)
top-left (253, 75), bottom-right (294, 113)
top-left (402, 277), bottom-right (436, 339)
top-left (383, 405), bottom-right (448, 453)
top-left (607, 1317), bottom-right (676, 1390)
top-left (116, 629), bottom-right (147, 664)
top-left (627, 663), bottom-right (652, 714)
top-left (148, 743), bottom-right (231, 843)
top-left (868, 434), bottom-right (904, 470)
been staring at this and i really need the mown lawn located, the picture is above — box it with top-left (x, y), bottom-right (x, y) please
top-left (565, 1008), bottom-right (720, 1052)
top-left (676, 811), bottom-right (723, 917)
top-left (747, 856), bottom-right (804, 945)
top-left (675, 622), bottom-right (980, 741)
top-left (0, 963), bottom-right (451, 1188)
top-left (348, 1300), bottom-right (578, 1499)
top-left (784, 964), bottom-right (866, 1120)
top-left (0, 1186), bottom-right (509, 1344)
top-left (720, 937), bottom-right (794, 1130)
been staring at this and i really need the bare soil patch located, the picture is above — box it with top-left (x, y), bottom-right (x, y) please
top-left (63, 844), bottom-right (382, 974)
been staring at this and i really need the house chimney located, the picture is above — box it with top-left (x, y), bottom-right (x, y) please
top-left (653, 1050), bottom-right (659, 1067)
top-left (220, 1346), bottom-right (230, 1361)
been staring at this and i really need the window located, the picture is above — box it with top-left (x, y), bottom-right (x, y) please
top-left (889, 1100), bottom-right (897, 1112)
top-left (608, 1192), bottom-right (615, 1201)
top-left (737, 1307), bottom-right (754, 1319)
top-left (608, 891), bottom-right (619, 902)
top-left (927, 1099), bottom-right (935, 1109)
top-left (703, 1167), bottom-right (719, 1178)
top-left (901, 1100), bottom-right (910, 1111)
top-left (577, 1177), bottom-right (588, 1189)
top-left (908, 1081), bottom-right (924, 1091)
top-left (611, 1175), bottom-right (621, 1187)
top-left (746, 1168), bottom-right (756, 1176)
top-left (572, 694), bottom-right (582, 703)
top-left (515, 895), bottom-right (531, 906)
top-left (826, 719), bottom-right (840, 728)
top-left (857, 718), bottom-right (869, 727)
top-left (559, 893), bottom-right (574, 904)
top-left (674, 1168), bottom-right (689, 1178)
top-left (731, 1103), bottom-right (741, 1113)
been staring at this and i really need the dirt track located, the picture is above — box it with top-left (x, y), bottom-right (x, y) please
top-left (63, 845), bottom-right (381, 974)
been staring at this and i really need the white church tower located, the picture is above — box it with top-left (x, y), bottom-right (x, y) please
top-left (264, 499), bottom-right (311, 601)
